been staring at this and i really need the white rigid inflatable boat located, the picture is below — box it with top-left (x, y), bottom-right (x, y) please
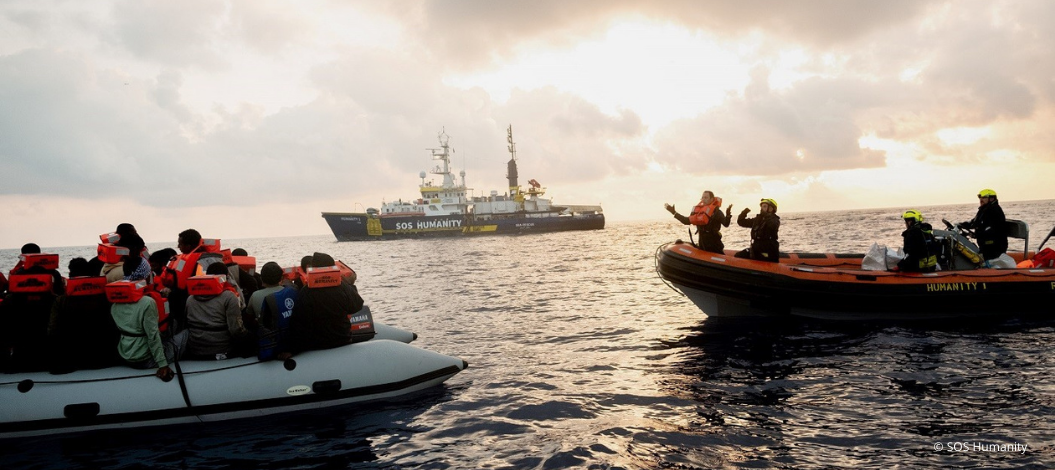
top-left (1, 336), bottom-right (465, 439)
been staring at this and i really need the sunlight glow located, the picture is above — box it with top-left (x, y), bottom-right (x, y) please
top-left (444, 19), bottom-right (751, 129)
top-left (936, 126), bottom-right (991, 146)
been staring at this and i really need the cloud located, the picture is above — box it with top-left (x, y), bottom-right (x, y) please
top-left (400, 0), bottom-right (938, 68)
top-left (652, 69), bottom-right (888, 175)
top-left (108, 0), bottom-right (229, 69)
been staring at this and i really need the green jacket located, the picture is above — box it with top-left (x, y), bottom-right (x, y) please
top-left (110, 297), bottom-right (166, 367)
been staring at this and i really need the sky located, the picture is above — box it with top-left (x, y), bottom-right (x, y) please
top-left (1, 0), bottom-right (1054, 249)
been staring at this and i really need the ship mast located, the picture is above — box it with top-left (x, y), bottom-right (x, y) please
top-left (507, 125), bottom-right (522, 204)
top-left (427, 128), bottom-right (457, 189)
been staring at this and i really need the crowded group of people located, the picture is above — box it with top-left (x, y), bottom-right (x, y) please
top-left (0, 225), bottom-right (368, 381)
top-left (665, 188), bottom-right (1010, 271)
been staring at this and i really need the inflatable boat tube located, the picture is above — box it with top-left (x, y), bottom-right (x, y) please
top-left (0, 340), bottom-right (466, 439)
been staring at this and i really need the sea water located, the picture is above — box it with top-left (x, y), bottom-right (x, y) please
top-left (1, 200), bottom-right (1054, 469)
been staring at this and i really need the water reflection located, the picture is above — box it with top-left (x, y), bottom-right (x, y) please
top-left (656, 316), bottom-right (1055, 468)
top-left (0, 386), bottom-right (459, 470)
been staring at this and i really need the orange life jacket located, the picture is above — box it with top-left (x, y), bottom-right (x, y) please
top-left (66, 276), bottom-right (107, 297)
top-left (165, 251), bottom-right (203, 290)
top-left (304, 266), bottom-right (342, 288)
top-left (187, 275), bottom-right (227, 296)
top-left (97, 243), bottom-right (131, 264)
top-left (107, 280), bottom-right (170, 332)
top-left (8, 273), bottom-right (54, 293)
top-left (689, 197), bottom-right (723, 226)
top-left (19, 253), bottom-right (59, 271)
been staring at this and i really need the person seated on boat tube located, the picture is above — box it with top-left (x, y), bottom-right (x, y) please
top-left (115, 223), bottom-right (151, 258)
top-left (230, 248), bottom-right (261, 303)
top-left (11, 242), bottom-right (65, 296)
top-left (665, 190), bottom-right (733, 254)
top-left (0, 264), bottom-right (59, 373)
top-left (47, 258), bottom-right (121, 373)
top-left (957, 189), bottom-right (1008, 261)
top-left (110, 283), bottom-right (189, 382)
top-left (1, 243), bottom-right (68, 372)
top-left (895, 210), bottom-right (938, 273)
top-left (185, 263), bottom-right (251, 360)
top-left (248, 262), bottom-right (298, 361)
top-left (734, 198), bottom-right (781, 263)
top-left (101, 232), bottom-right (151, 283)
top-left (290, 252), bottom-right (365, 353)
top-left (160, 229), bottom-right (214, 330)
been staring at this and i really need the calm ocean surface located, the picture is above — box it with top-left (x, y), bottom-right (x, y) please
top-left (2, 200), bottom-right (1054, 469)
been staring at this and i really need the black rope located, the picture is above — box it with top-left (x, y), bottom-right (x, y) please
top-left (1, 358), bottom-right (266, 388)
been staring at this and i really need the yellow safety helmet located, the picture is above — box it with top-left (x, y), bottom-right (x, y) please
top-left (760, 198), bottom-right (778, 212)
top-left (902, 209), bottom-right (923, 224)
top-left (978, 188), bottom-right (997, 198)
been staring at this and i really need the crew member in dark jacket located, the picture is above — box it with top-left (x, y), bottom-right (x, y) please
top-left (665, 190), bottom-right (732, 254)
top-left (897, 210), bottom-right (938, 272)
top-left (958, 188), bottom-right (1007, 261)
top-left (735, 198), bottom-right (781, 263)
top-left (291, 252), bottom-right (365, 352)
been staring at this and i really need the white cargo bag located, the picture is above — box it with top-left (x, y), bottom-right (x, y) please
top-left (861, 243), bottom-right (905, 271)
top-left (987, 253), bottom-right (1016, 269)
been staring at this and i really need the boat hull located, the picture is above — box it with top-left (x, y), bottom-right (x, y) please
top-left (656, 241), bottom-right (1055, 320)
top-left (321, 212), bottom-right (604, 241)
top-left (0, 340), bottom-right (466, 439)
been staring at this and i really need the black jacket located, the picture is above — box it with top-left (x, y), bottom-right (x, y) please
top-left (673, 208), bottom-right (730, 254)
top-left (737, 210), bottom-right (781, 262)
top-left (291, 282), bottom-right (364, 352)
top-left (963, 202), bottom-right (1007, 260)
top-left (898, 222), bottom-right (937, 272)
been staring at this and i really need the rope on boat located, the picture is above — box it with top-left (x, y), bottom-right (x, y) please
top-left (0, 358), bottom-right (267, 387)
top-left (655, 243), bottom-right (686, 298)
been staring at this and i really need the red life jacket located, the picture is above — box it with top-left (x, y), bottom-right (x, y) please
top-left (689, 197), bottom-right (723, 226)
top-left (166, 252), bottom-right (203, 290)
top-left (97, 243), bottom-right (131, 264)
top-left (66, 276), bottom-right (107, 297)
top-left (304, 266), bottom-right (342, 288)
top-left (8, 273), bottom-right (54, 293)
top-left (20, 253), bottom-right (60, 271)
top-left (106, 281), bottom-right (170, 332)
top-left (187, 275), bottom-right (226, 296)
top-left (144, 288), bottom-right (170, 332)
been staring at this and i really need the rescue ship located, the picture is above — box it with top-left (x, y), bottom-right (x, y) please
top-left (656, 220), bottom-right (1055, 320)
top-left (321, 126), bottom-right (604, 240)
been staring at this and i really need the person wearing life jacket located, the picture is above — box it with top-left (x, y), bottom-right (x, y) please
top-left (290, 252), bottom-right (365, 354)
top-left (958, 189), bottom-right (1008, 261)
top-left (248, 262), bottom-right (298, 361)
top-left (735, 198), bottom-right (781, 263)
top-left (102, 232), bottom-right (151, 283)
top-left (184, 263), bottom-right (250, 360)
top-left (896, 210), bottom-right (938, 273)
top-left (230, 248), bottom-right (260, 304)
top-left (109, 281), bottom-right (188, 381)
top-left (161, 229), bottom-right (211, 331)
top-left (11, 243), bottom-right (65, 296)
top-left (115, 223), bottom-right (150, 260)
top-left (0, 262), bottom-right (59, 372)
top-left (47, 258), bottom-right (121, 373)
top-left (665, 190), bottom-right (733, 254)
